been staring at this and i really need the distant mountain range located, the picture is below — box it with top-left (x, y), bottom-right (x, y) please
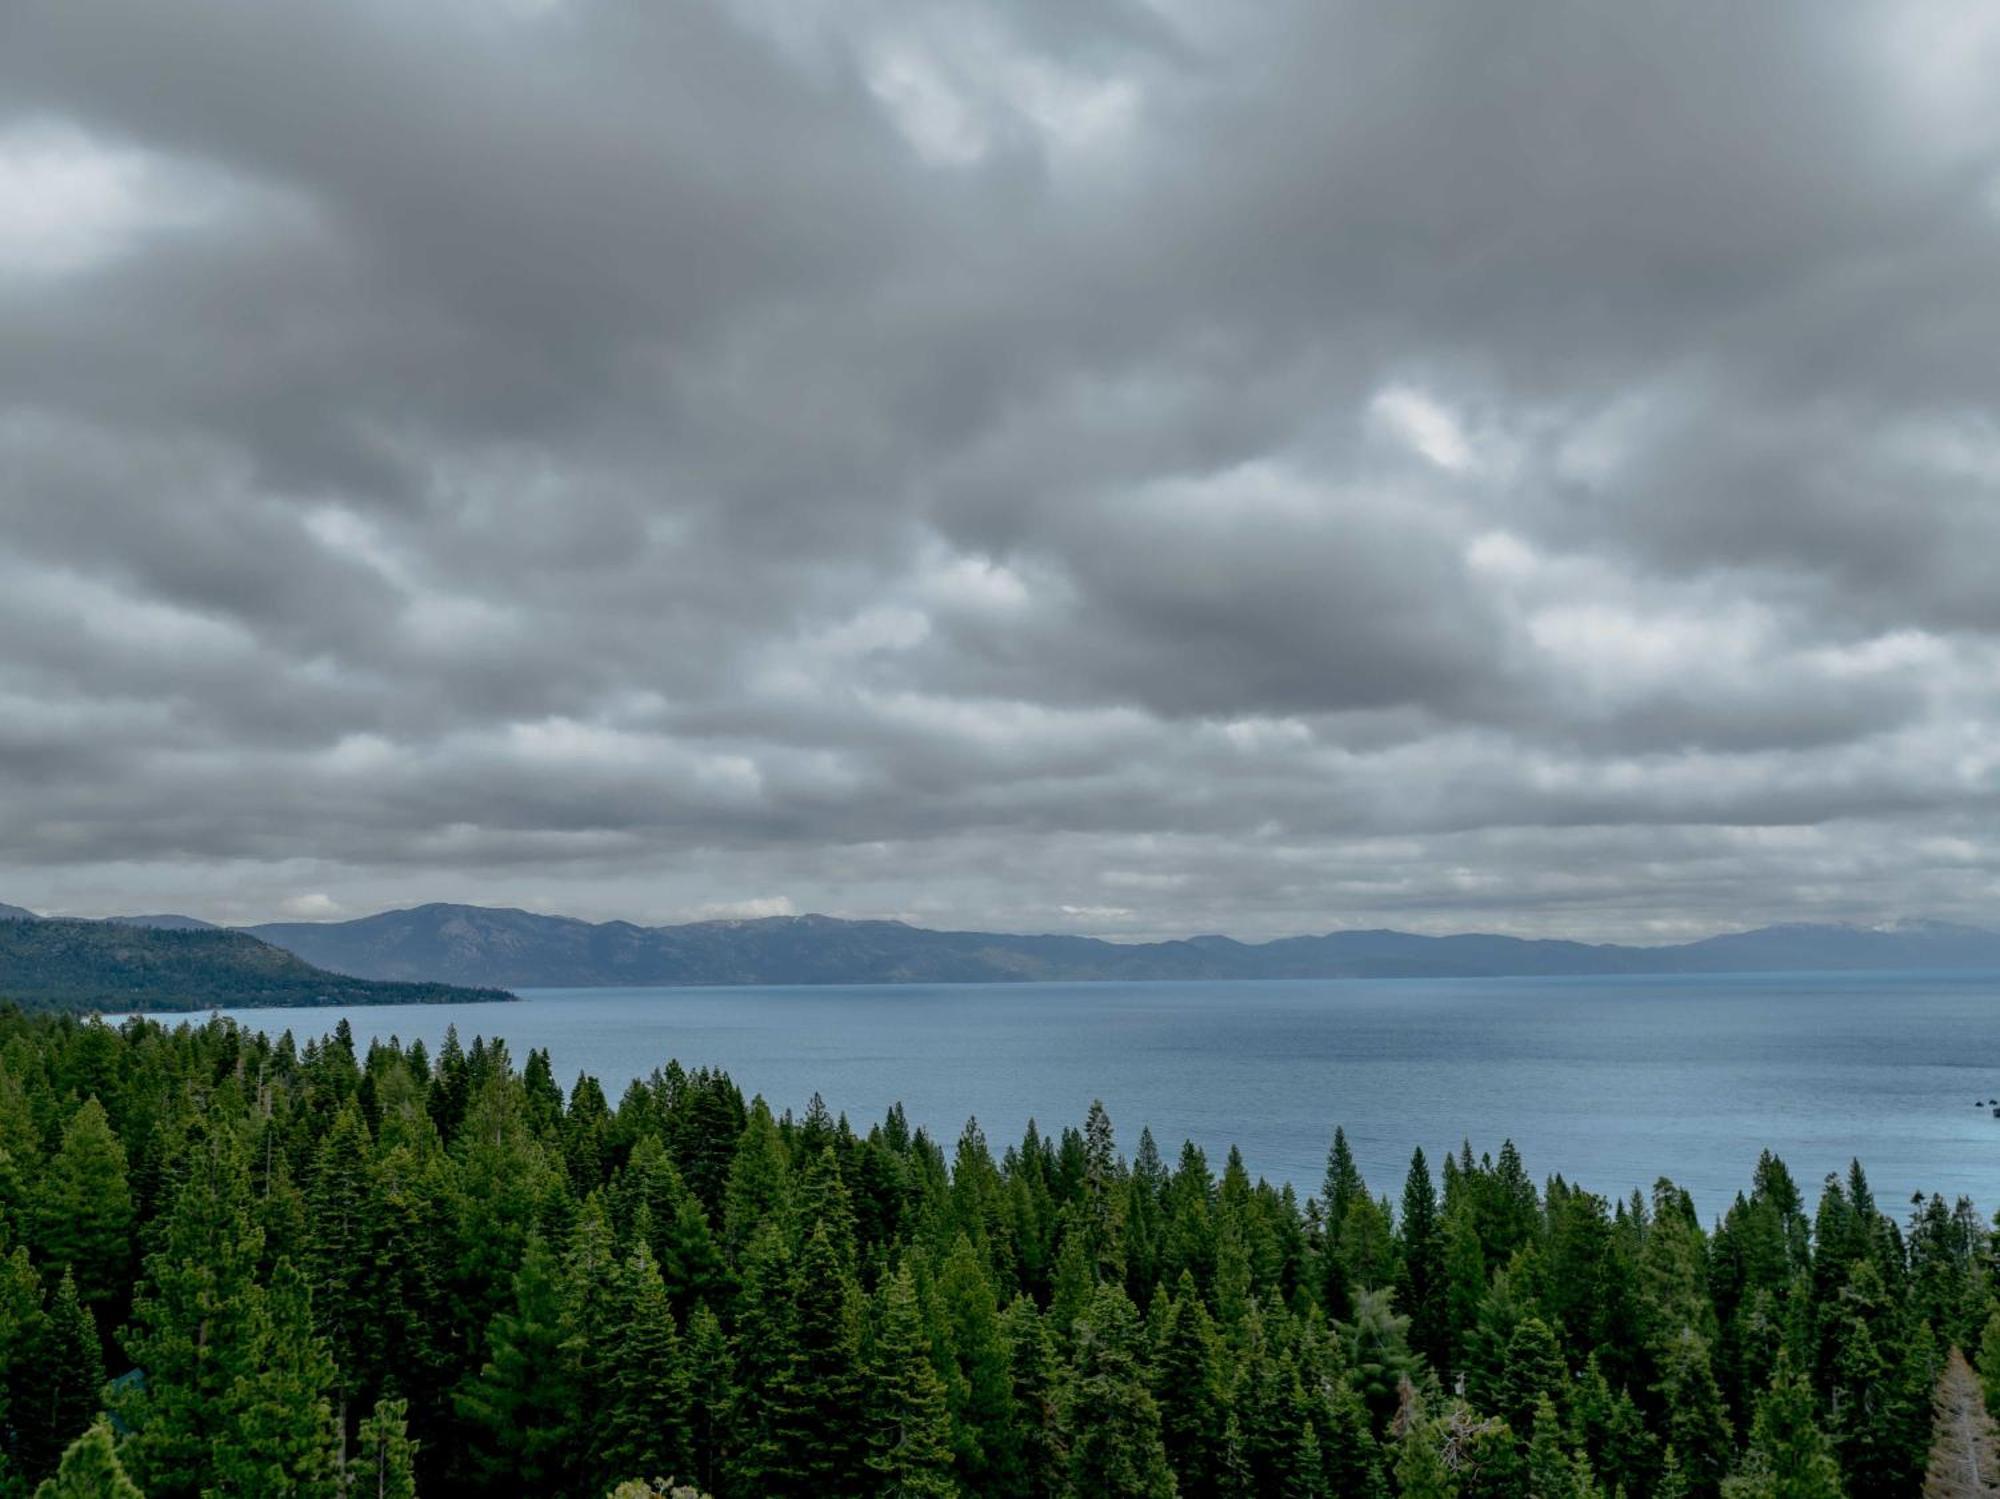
top-left (24, 902), bottom-right (1990, 990)
top-left (0, 915), bottom-right (512, 1012)
top-left (9, 900), bottom-right (2000, 991)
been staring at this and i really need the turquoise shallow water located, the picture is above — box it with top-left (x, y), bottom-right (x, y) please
top-left (175, 970), bottom-right (2000, 1219)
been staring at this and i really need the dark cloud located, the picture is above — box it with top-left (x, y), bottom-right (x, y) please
top-left (3, 0), bottom-right (1998, 937)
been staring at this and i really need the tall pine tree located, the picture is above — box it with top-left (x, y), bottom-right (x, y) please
top-left (34, 1098), bottom-right (133, 1324)
top-left (454, 1231), bottom-right (580, 1494)
top-left (31, 1422), bottom-right (142, 1499)
top-left (113, 1118), bottom-right (268, 1499)
top-left (1064, 1283), bottom-right (1175, 1499)
top-left (864, 1264), bottom-right (957, 1498)
top-left (600, 1243), bottom-right (692, 1490)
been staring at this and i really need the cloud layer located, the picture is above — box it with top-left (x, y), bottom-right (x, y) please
top-left (4, 0), bottom-right (1999, 938)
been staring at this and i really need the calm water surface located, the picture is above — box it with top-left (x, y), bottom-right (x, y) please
top-left (183, 971), bottom-right (2000, 1218)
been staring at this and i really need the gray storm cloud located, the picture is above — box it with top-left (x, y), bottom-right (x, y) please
top-left (2, 0), bottom-right (1997, 938)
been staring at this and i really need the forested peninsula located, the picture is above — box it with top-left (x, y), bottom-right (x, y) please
top-left (0, 919), bottom-right (511, 1013)
top-left (1, 1006), bottom-right (1994, 1497)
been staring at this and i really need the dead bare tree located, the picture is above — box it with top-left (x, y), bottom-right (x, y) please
top-left (1925, 1348), bottom-right (2000, 1499)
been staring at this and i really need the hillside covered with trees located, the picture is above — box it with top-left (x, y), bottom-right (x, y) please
top-left (0, 1004), bottom-right (1995, 1497)
top-left (0, 918), bottom-right (511, 1013)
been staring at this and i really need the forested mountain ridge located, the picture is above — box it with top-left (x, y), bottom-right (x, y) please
top-left (236, 902), bottom-right (2000, 988)
top-left (0, 917), bottom-right (511, 1012)
top-left (0, 1006), bottom-right (1994, 1496)
top-left (101, 915), bottom-right (220, 932)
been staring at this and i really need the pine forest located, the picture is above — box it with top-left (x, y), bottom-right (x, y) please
top-left (1, 1006), bottom-right (1996, 1498)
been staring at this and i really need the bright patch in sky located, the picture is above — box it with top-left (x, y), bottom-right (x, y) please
top-left (0, 126), bottom-right (158, 276)
top-left (867, 46), bottom-right (989, 165)
top-left (1369, 385), bottom-right (1475, 472)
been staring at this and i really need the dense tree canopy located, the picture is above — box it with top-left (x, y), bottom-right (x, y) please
top-left (0, 920), bottom-right (508, 1014)
top-left (0, 1004), bottom-right (1991, 1496)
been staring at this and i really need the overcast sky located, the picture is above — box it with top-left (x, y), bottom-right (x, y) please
top-left (3, 0), bottom-right (1999, 940)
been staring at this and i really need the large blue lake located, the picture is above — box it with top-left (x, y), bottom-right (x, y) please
top-left (183, 971), bottom-right (2000, 1219)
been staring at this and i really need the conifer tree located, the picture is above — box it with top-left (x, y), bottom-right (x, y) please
top-left (728, 1224), bottom-right (805, 1495)
top-left (113, 1118), bottom-right (268, 1499)
top-left (1526, 1395), bottom-right (1579, 1499)
top-left (426, 1026), bottom-right (469, 1142)
top-left (563, 1193), bottom-right (626, 1474)
top-left (1316, 1363), bottom-right (1384, 1499)
top-left (1443, 1202), bottom-right (1488, 1380)
top-left (683, 1302), bottom-right (732, 1498)
top-left (865, 1264), bottom-right (957, 1498)
top-left (1062, 1101), bottom-right (1125, 1289)
top-left (350, 1396), bottom-right (418, 1499)
top-left (601, 1243), bottom-right (693, 1490)
top-left (1543, 1183), bottom-right (1619, 1370)
top-left (1000, 1293), bottom-right (1065, 1499)
top-left (1232, 1306), bottom-right (1296, 1492)
top-left (1159, 1141), bottom-right (1216, 1296)
top-left (1566, 1355), bottom-right (1654, 1488)
top-left (1392, 1399), bottom-right (1460, 1499)
top-left (1827, 1259), bottom-right (1924, 1496)
top-left (454, 1231), bottom-right (579, 1494)
top-left (1904, 1194), bottom-right (1987, 1353)
top-left (722, 1101), bottom-right (792, 1265)
top-left (1485, 1143), bottom-right (1543, 1262)
top-left (1124, 1127), bottom-right (1166, 1303)
top-left (1153, 1272), bottom-right (1229, 1494)
top-left (521, 1048), bottom-right (564, 1137)
top-left (1337, 1285), bottom-right (1418, 1422)
top-left (304, 1100), bottom-right (374, 1436)
top-left (937, 1235), bottom-right (1021, 1492)
top-left (794, 1144), bottom-right (858, 1267)
top-left (661, 1189), bottom-right (730, 1318)
top-left (618, 1133), bottom-right (683, 1237)
top-left (1654, 1329), bottom-right (1734, 1499)
top-left (1064, 1283), bottom-right (1175, 1499)
top-left (351, 1150), bottom-right (453, 1448)
top-left (562, 1071), bottom-right (611, 1196)
top-left (1400, 1147), bottom-right (1447, 1367)
top-left (0, 1225), bottom-right (52, 1459)
top-left (34, 1098), bottom-right (133, 1322)
top-left (31, 1422), bottom-right (142, 1499)
top-left (1340, 1193), bottom-right (1398, 1298)
top-left (1458, 1409), bottom-right (1526, 1499)
top-left (1657, 1446), bottom-right (1692, 1499)
top-left (1321, 1128), bottom-right (1366, 1317)
top-left (450, 1072), bottom-right (568, 1347)
top-left (1498, 1317), bottom-right (1568, 1437)
top-left (1979, 1308), bottom-right (2000, 1419)
top-left (253, 1130), bottom-right (312, 1282)
top-left (210, 1257), bottom-right (341, 1499)
top-left (947, 1119), bottom-right (1006, 1255)
top-left (1720, 1355), bottom-right (1841, 1499)
top-left (785, 1220), bottom-right (869, 1496)
top-left (25, 1270), bottom-right (103, 1482)
top-left (1047, 1224), bottom-right (1096, 1343)
top-left (1213, 1215), bottom-right (1254, 1340)
top-left (0, 1107), bottom-right (37, 1260)
top-left (1285, 1421), bottom-right (1325, 1499)
top-left (625, 1136), bottom-right (729, 1316)
top-left (1640, 1180), bottom-right (1716, 1357)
